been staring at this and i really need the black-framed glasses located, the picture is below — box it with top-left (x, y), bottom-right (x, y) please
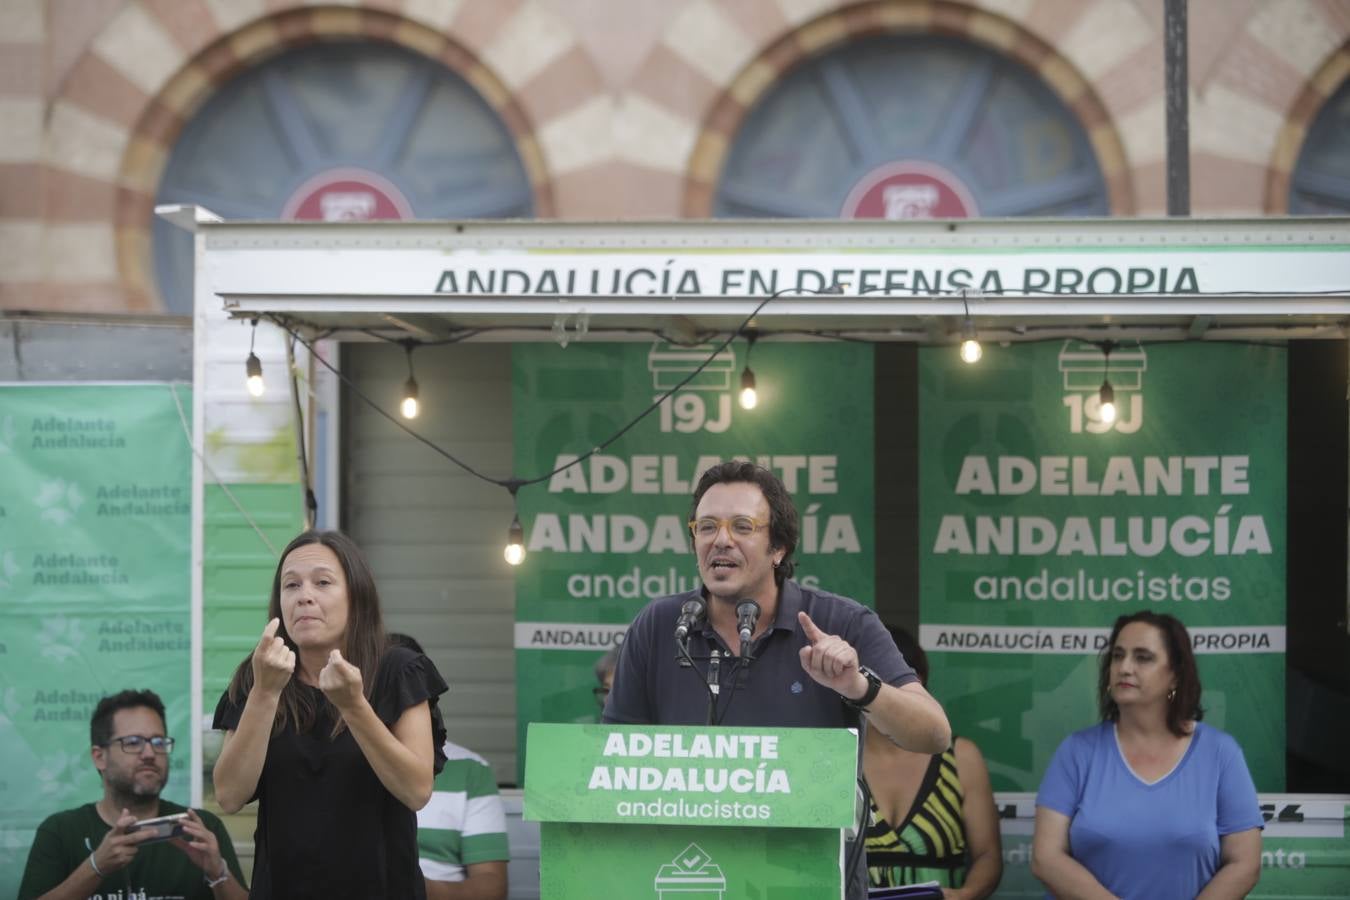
top-left (688, 516), bottom-right (769, 538)
top-left (102, 735), bottom-right (175, 755)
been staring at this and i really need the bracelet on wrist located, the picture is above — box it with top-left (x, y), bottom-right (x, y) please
top-left (88, 851), bottom-right (106, 878)
top-left (205, 863), bottom-right (230, 888)
top-left (842, 665), bottom-right (883, 711)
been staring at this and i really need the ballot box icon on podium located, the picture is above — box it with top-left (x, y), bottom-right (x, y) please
top-left (654, 843), bottom-right (726, 898)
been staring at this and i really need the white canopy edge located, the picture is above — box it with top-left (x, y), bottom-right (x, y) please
top-left (162, 206), bottom-right (1350, 342)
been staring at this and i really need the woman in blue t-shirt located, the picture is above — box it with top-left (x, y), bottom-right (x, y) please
top-left (1032, 611), bottom-right (1262, 899)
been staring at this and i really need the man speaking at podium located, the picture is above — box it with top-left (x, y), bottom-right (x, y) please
top-left (603, 461), bottom-right (951, 899)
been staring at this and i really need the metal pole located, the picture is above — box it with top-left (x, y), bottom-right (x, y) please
top-left (1165, 0), bottom-right (1190, 216)
top-left (284, 332), bottom-right (317, 529)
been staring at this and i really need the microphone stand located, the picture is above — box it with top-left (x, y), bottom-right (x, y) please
top-left (705, 650), bottom-right (721, 726)
top-left (734, 599), bottom-right (760, 668)
top-left (676, 637), bottom-right (722, 723)
top-left (675, 607), bottom-right (755, 726)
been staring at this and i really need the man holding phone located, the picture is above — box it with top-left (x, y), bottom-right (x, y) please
top-left (18, 689), bottom-right (248, 899)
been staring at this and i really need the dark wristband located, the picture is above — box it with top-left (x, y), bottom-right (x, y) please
top-left (843, 665), bottom-right (883, 711)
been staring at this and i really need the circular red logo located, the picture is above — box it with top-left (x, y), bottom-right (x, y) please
top-left (281, 168), bottom-right (414, 222)
top-left (840, 161), bottom-right (978, 219)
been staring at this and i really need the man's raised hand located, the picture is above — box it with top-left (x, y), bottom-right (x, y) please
top-left (797, 611), bottom-right (867, 699)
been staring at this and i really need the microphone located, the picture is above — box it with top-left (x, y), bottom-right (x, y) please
top-left (735, 600), bottom-right (761, 646)
top-left (674, 597), bottom-right (707, 642)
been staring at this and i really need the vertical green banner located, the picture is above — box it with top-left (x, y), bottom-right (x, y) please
top-left (0, 385), bottom-right (193, 892)
top-left (512, 342), bottom-right (874, 780)
top-left (918, 342), bottom-right (1286, 791)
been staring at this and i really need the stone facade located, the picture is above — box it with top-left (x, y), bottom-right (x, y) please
top-left (2, 0), bottom-right (1347, 313)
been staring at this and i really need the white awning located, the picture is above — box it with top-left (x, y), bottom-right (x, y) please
top-left (161, 206), bottom-right (1350, 343)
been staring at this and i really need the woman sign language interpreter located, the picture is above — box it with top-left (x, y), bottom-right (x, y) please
top-left (1032, 611), bottom-right (1263, 900)
top-left (212, 530), bottom-right (449, 900)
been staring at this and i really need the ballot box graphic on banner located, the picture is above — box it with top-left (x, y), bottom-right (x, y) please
top-left (654, 842), bottom-right (726, 898)
top-left (525, 724), bottom-right (859, 899)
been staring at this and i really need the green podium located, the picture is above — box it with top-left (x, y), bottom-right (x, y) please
top-left (525, 723), bottom-right (859, 899)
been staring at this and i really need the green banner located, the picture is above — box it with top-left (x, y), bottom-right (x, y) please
top-left (0, 385), bottom-right (193, 892)
top-left (527, 723), bottom-right (855, 899)
top-left (540, 822), bottom-right (843, 899)
top-left (511, 342), bottom-right (874, 780)
top-left (918, 342), bottom-right (1287, 791)
top-left (524, 723), bottom-right (857, 828)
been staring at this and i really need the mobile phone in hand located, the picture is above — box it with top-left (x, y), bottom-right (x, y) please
top-left (128, 812), bottom-right (189, 843)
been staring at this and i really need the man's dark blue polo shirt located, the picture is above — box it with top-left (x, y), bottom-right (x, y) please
top-left (603, 579), bottom-right (917, 728)
top-left (602, 580), bottom-right (919, 900)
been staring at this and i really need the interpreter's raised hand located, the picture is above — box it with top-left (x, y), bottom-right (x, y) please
top-left (91, 808), bottom-right (155, 875)
top-left (797, 611), bottom-right (867, 699)
top-left (251, 617), bottom-right (295, 697)
top-left (319, 648), bottom-right (364, 712)
top-left (170, 809), bottom-right (224, 878)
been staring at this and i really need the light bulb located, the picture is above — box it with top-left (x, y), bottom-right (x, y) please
top-left (504, 515), bottom-right (526, 566)
top-left (958, 317), bottom-right (982, 364)
top-left (400, 377), bottom-right (419, 419)
top-left (738, 367), bottom-right (757, 410)
top-left (1099, 381), bottom-right (1117, 424)
top-left (245, 353), bottom-right (265, 397)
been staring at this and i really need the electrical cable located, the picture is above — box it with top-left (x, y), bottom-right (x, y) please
top-left (713, 654), bottom-right (750, 727)
top-left (260, 285), bottom-right (837, 491)
top-left (167, 382), bottom-right (278, 556)
top-left (676, 638), bottom-right (718, 708)
top-left (245, 292), bottom-right (1331, 551)
top-left (840, 709), bottom-right (880, 891)
top-left (284, 333), bottom-right (318, 528)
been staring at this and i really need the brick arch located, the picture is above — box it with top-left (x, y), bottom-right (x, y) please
top-left (683, 0), bottom-right (1133, 217)
top-left (99, 4), bottom-right (552, 310)
top-left (1266, 42), bottom-right (1350, 213)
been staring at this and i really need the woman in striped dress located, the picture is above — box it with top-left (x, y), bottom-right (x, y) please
top-left (863, 627), bottom-right (1002, 898)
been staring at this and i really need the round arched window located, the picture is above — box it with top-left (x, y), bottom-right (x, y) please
top-left (714, 36), bottom-right (1108, 219)
top-left (154, 41), bottom-right (533, 313)
top-left (1289, 76), bottom-right (1350, 213)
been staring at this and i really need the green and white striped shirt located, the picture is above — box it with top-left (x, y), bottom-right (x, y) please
top-left (417, 741), bottom-right (510, 882)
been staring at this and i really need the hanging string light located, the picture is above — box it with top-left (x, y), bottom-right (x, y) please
top-left (399, 340), bottom-right (420, 420)
top-left (1098, 340), bottom-right (1117, 424)
top-left (959, 319), bottom-right (983, 364)
top-left (504, 514), bottom-right (525, 566)
top-left (504, 483), bottom-right (526, 566)
top-left (738, 329), bottom-right (759, 410)
top-left (245, 319), bottom-right (265, 397)
top-left (266, 284), bottom-right (858, 569)
top-left (958, 291), bottom-right (982, 364)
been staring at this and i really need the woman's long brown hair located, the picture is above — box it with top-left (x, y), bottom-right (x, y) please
top-left (225, 530), bottom-right (388, 738)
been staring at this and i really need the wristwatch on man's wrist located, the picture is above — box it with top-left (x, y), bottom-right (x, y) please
top-left (842, 665), bottom-right (883, 711)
